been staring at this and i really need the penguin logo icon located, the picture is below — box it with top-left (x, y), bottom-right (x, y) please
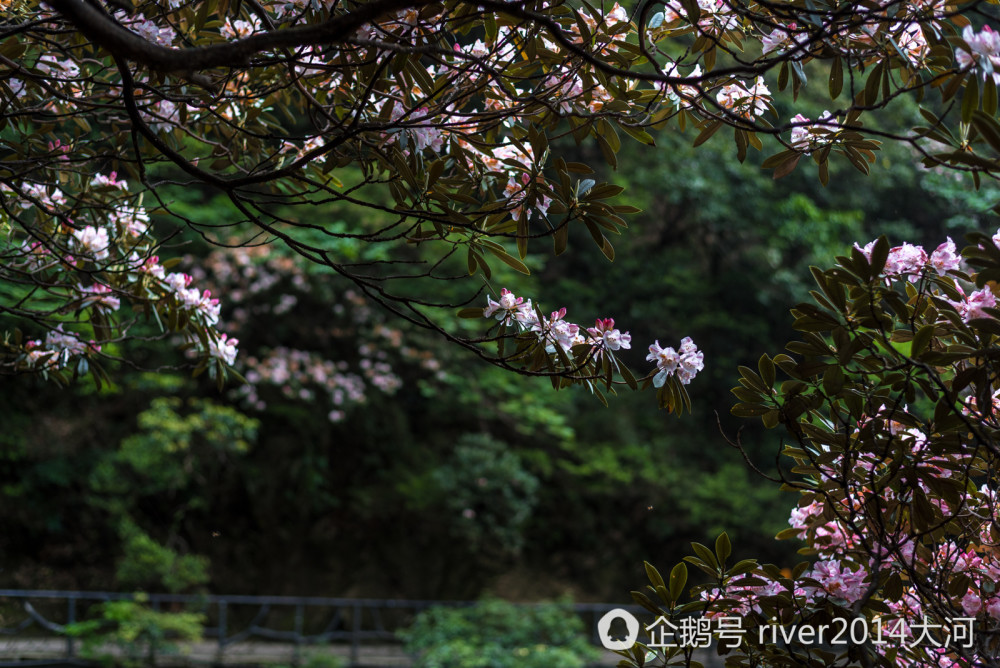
top-left (597, 609), bottom-right (640, 650)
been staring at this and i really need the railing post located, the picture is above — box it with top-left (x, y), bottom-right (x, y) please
top-left (293, 603), bottom-right (304, 667)
top-left (350, 603), bottom-right (361, 667)
top-left (217, 599), bottom-right (227, 666)
top-left (66, 597), bottom-right (76, 659)
top-left (593, 607), bottom-right (603, 646)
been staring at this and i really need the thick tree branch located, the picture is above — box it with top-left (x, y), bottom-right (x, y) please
top-left (45, 0), bottom-right (438, 71)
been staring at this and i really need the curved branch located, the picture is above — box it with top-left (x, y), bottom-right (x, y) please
top-left (46, 0), bottom-right (439, 71)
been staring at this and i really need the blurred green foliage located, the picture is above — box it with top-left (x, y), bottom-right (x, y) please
top-left (65, 595), bottom-right (204, 668)
top-left (116, 519), bottom-right (209, 593)
top-left (274, 651), bottom-right (345, 668)
top-left (430, 434), bottom-right (540, 556)
top-left (400, 598), bottom-right (599, 668)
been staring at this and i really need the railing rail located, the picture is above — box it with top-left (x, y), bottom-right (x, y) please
top-left (0, 589), bottom-right (644, 667)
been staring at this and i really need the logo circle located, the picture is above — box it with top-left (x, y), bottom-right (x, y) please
top-left (597, 609), bottom-right (639, 650)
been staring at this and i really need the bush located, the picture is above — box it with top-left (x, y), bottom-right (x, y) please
top-left (65, 594), bottom-right (204, 667)
top-left (431, 434), bottom-right (540, 556)
top-left (400, 597), bottom-right (600, 668)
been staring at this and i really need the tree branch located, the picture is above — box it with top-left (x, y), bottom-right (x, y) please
top-left (45, 0), bottom-right (439, 72)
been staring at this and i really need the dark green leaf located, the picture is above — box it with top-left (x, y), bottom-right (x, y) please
top-left (668, 562), bottom-right (688, 602)
top-left (829, 55), bottom-right (843, 99)
top-left (645, 561), bottom-right (666, 589)
top-left (715, 533), bottom-right (731, 566)
top-left (963, 75), bottom-right (980, 124)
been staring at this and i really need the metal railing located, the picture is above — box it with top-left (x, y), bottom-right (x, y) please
top-left (0, 589), bottom-right (644, 667)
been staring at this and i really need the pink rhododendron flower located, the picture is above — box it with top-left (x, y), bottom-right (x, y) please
top-left (677, 336), bottom-right (703, 384)
top-left (854, 239), bottom-right (877, 261)
top-left (208, 333), bottom-right (238, 365)
top-left (761, 23), bottom-right (808, 55)
top-left (789, 111), bottom-right (835, 154)
top-left (90, 172), bottom-right (128, 190)
top-left (929, 237), bottom-right (961, 275)
top-left (534, 308), bottom-right (582, 353)
top-left (647, 337), bottom-right (702, 386)
top-left (895, 22), bottom-right (929, 64)
top-left (716, 77), bottom-right (771, 118)
top-left (988, 598), bottom-right (1000, 620)
top-left (807, 560), bottom-right (868, 603)
top-left (23, 340), bottom-right (51, 366)
top-left (886, 242), bottom-right (928, 281)
top-left (947, 285), bottom-right (997, 322)
top-left (134, 254), bottom-right (166, 279)
top-left (18, 240), bottom-right (55, 273)
top-left (78, 283), bottom-right (120, 312)
top-left (587, 318), bottom-right (631, 351)
top-left (19, 182), bottom-right (65, 209)
top-left (221, 16), bottom-right (261, 39)
top-left (45, 326), bottom-right (91, 357)
top-left (657, 62), bottom-right (703, 109)
top-left (788, 499), bottom-right (823, 535)
top-left (119, 12), bottom-right (176, 46)
top-left (761, 28), bottom-right (790, 54)
top-left (109, 205), bottom-right (150, 237)
top-left (35, 54), bottom-right (80, 80)
top-left (647, 340), bottom-right (679, 388)
top-left (962, 589), bottom-right (983, 617)
top-left (164, 272), bottom-right (193, 293)
top-left (142, 99), bottom-right (181, 134)
top-left (956, 24), bottom-right (1000, 82)
top-left (483, 288), bottom-right (537, 327)
top-left (504, 173), bottom-right (552, 221)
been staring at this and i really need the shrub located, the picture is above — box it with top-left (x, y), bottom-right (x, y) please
top-left (65, 594), bottom-right (204, 667)
top-left (400, 597), bottom-right (600, 668)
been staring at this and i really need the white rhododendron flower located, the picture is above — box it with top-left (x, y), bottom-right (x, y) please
top-left (71, 226), bottom-right (111, 261)
top-left (209, 333), bottom-right (239, 365)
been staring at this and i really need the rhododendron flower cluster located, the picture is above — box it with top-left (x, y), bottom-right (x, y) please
top-left (956, 24), bottom-right (1000, 83)
top-left (165, 272), bottom-right (222, 326)
top-left (533, 308), bottom-right (583, 354)
top-left (478, 288), bottom-right (700, 408)
top-left (760, 24), bottom-right (809, 55)
top-left (483, 288), bottom-right (530, 325)
top-left (2, 171), bottom-right (238, 383)
top-left (653, 0), bottom-right (739, 34)
top-left (71, 226), bottom-right (111, 262)
top-left (789, 112), bottom-right (836, 154)
top-left (854, 237), bottom-right (963, 282)
top-left (646, 337), bottom-right (703, 387)
top-left (187, 246), bottom-right (443, 422)
top-left (896, 22), bottom-right (929, 64)
top-left (659, 63), bottom-right (703, 109)
top-left (948, 284), bottom-right (997, 322)
top-left (716, 77), bottom-right (771, 119)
